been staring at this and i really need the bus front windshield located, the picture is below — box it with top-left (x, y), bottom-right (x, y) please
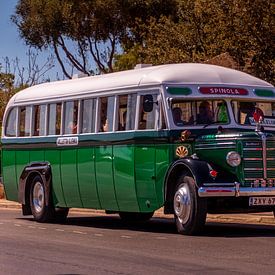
top-left (232, 101), bottom-right (275, 127)
top-left (171, 99), bottom-right (229, 127)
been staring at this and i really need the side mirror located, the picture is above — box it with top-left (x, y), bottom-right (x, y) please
top-left (143, 95), bottom-right (154, 112)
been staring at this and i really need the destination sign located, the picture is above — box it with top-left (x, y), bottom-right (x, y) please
top-left (56, 137), bottom-right (79, 146)
top-left (199, 87), bottom-right (248, 95)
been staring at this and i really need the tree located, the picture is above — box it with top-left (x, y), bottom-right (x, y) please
top-left (12, 0), bottom-right (178, 77)
top-left (116, 0), bottom-right (274, 84)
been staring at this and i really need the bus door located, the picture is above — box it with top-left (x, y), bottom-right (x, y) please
top-left (95, 96), bottom-right (119, 211)
top-left (59, 101), bottom-right (83, 208)
top-left (135, 93), bottom-right (160, 212)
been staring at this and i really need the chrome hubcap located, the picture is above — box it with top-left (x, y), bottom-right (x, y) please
top-left (33, 181), bottom-right (44, 213)
top-left (174, 183), bottom-right (191, 224)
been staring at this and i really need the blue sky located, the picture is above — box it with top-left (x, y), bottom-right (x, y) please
top-left (0, 0), bottom-right (58, 81)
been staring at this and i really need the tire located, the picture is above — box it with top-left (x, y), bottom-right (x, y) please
top-left (119, 211), bottom-right (154, 223)
top-left (173, 175), bottom-right (207, 235)
top-left (29, 175), bottom-right (55, 222)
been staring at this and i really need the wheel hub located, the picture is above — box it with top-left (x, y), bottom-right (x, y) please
top-left (174, 183), bottom-right (191, 224)
top-left (33, 181), bottom-right (44, 214)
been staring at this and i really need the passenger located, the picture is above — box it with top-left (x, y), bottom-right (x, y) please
top-left (197, 101), bottom-right (213, 124)
top-left (240, 102), bottom-right (256, 124)
top-left (172, 107), bottom-right (185, 126)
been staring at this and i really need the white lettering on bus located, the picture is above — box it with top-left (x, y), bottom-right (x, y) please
top-left (56, 137), bottom-right (79, 146)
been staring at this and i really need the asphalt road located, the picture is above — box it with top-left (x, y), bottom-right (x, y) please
top-left (1, 209), bottom-right (275, 275)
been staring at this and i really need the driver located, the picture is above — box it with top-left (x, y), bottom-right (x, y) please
top-left (197, 101), bottom-right (213, 124)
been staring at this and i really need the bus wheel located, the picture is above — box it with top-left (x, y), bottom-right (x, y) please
top-left (54, 207), bottom-right (69, 222)
top-left (119, 211), bottom-right (154, 222)
top-left (173, 175), bottom-right (207, 235)
top-left (29, 175), bottom-right (54, 222)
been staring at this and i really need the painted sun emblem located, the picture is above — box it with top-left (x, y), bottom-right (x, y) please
top-left (176, 146), bottom-right (188, 158)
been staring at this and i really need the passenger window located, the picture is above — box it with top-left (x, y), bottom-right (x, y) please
top-left (64, 101), bottom-right (78, 135)
top-left (117, 94), bottom-right (137, 131)
top-left (138, 94), bottom-right (158, 130)
top-left (99, 96), bottom-right (115, 132)
top-left (48, 103), bottom-right (62, 135)
top-left (19, 106), bottom-right (32, 136)
top-left (5, 108), bottom-right (17, 137)
top-left (81, 99), bottom-right (96, 133)
top-left (33, 105), bottom-right (46, 136)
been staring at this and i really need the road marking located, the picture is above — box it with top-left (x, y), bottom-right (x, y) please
top-left (94, 233), bottom-right (103, 237)
top-left (121, 235), bottom-right (132, 239)
top-left (38, 227), bottom-right (46, 230)
top-left (28, 226), bottom-right (36, 229)
top-left (14, 224), bottom-right (21, 227)
top-left (73, 230), bottom-right (87, 235)
top-left (55, 229), bottom-right (65, 232)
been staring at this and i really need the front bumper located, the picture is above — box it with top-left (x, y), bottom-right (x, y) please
top-left (198, 182), bottom-right (275, 198)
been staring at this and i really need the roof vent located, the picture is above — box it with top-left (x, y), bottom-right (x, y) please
top-left (134, 64), bottom-right (152, 69)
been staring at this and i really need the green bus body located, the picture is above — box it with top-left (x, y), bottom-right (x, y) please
top-left (2, 63), bottom-right (275, 235)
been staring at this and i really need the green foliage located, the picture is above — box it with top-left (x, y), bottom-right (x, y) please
top-left (13, 0), bottom-right (274, 84)
top-left (116, 0), bottom-right (274, 84)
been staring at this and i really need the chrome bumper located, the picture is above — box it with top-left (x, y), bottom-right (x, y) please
top-left (198, 182), bottom-right (275, 198)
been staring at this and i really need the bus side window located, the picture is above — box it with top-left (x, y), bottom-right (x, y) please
top-left (99, 96), bottom-right (115, 132)
top-left (138, 94), bottom-right (158, 130)
top-left (48, 103), bottom-right (62, 135)
top-left (19, 106), bottom-right (31, 137)
top-left (81, 99), bottom-right (96, 133)
top-left (33, 105), bottom-right (46, 136)
top-left (116, 94), bottom-right (137, 131)
top-left (5, 108), bottom-right (17, 137)
top-left (64, 101), bottom-right (78, 135)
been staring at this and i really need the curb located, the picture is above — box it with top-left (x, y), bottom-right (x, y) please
top-left (0, 199), bottom-right (275, 225)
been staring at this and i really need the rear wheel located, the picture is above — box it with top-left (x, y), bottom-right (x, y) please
top-left (30, 175), bottom-right (55, 222)
top-left (173, 175), bottom-right (207, 235)
top-left (119, 211), bottom-right (154, 222)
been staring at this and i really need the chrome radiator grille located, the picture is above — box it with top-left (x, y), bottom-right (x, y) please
top-left (243, 136), bottom-right (275, 186)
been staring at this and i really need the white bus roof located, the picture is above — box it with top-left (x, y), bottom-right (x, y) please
top-left (9, 63), bottom-right (274, 105)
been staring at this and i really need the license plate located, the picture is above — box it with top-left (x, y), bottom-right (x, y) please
top-left (249, 197), bottom-right (275, 206)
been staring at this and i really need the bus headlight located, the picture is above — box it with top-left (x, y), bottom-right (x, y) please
top-left (226, 151), bottom-right (241, 167)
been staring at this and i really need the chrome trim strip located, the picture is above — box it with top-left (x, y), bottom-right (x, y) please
top-left (243, 158), bottom-right (263, 161)
top-left (195, 142), bottom-right (235, 147)
top-left (262, 134), bottom-right (267, 179)
top-left (195, 146), bottom-right (235, 150)
top-left (198, 182), bottom-right (275, 198)
top-left (243, 148), bottom-right (262, 151)
top-left (244, 168), bottom-right (263, 171)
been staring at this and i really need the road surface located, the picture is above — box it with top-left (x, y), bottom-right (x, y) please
top-left (1, 208), bottom-right (275, 274)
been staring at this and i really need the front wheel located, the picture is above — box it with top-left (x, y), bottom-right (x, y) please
top-left (173, 175), bottom-right (207, 235)
top-left (30, 175), bottom-right (54, 222)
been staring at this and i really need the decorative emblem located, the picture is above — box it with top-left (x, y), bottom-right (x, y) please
top-left (180, 130), bottom-right (191, 142)
top-left (176, 146), bottom-right (188, 158)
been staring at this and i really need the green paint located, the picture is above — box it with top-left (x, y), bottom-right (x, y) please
top-left (60, 149), bottom-right (83, 208)
top-left (113, 145), bottom-right (139, 211)
top-left (44, 150), bottom-right (66, 206)
top-left (135, 145), bottom-right (158, 212)
top-left (77, 147), bottom-right (100, 208)
top-left (254, 89), bottom-right (274, 97)
top-left (95, 146), bottom-right (119, 210)
top-left (167, 87), bottom-right (192, 95)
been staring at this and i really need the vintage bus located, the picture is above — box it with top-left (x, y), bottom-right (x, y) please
top-left (1, 63), bottom-right (275, 235)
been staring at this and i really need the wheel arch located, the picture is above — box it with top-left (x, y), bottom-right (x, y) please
top-left (18, 162), bottom-right (52, 215)
top-left (164, 158), bottom-right (213, 214)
